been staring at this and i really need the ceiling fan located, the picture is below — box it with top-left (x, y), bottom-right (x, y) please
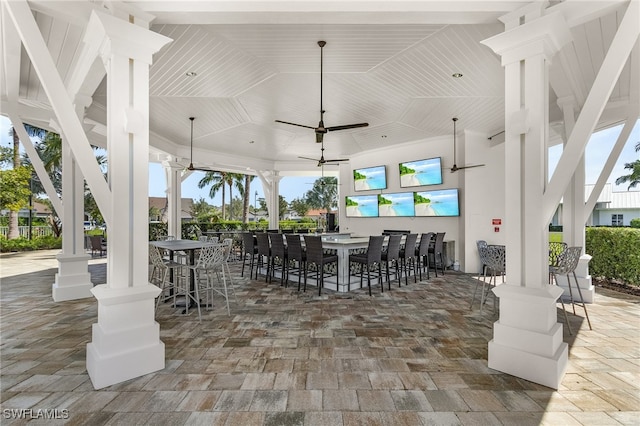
top-left (450, 117), bottom-right (485, 173)
top-left (298, 139), bottom-right (349, 167)
top-left (186, 117), bottom-right (217, 172)
top-left (275, 40), bottom-right (369, 144)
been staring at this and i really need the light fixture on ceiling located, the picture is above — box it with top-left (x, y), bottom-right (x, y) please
top-left (185, 71), bottom-right (197, 77)
top-left (381, 135), bottom-right (387, 138)
top-left (452, 73), bottom-right (463, 78)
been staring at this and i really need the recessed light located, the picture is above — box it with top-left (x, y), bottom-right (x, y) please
top-left (185, 71), bottom-right (197, 77)
top-left (381, 135), bottom-right (387, 138)
top-left (452, 73), bottom-right (463, 78)
top-left (249, 140), bottom-right (254, 144)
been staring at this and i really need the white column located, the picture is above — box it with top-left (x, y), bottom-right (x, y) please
top-left (557, 96), bottom-right (594, 303)
top-left (257, 170), bottom-right (282, 230)
top-left (163, 160), bottom-right (183, 239)
top-left (52, 99), bottom-right (94, 301)
top-left (481, 5), bottom-right (572, 389)
top-left (84, 10), bottom-right (172, 389)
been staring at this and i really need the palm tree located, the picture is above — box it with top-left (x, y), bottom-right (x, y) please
top-left (242, 174), bottom-right (255, 223)
top-left (615, 141), bottom-right (640, 190)
top-left (197, 172), bottom-right (227, 219)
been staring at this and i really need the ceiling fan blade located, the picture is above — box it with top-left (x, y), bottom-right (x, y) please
top-left (324, 158), bottom-right (349, 163)
top-left (298, 156), bottom-right (318, 161)
top-left (450, 163), bottom-right (485, 173)
top-left (326, 122), bottom-right (369, 132)
top-left (275, 120), bottom-right (316, 130)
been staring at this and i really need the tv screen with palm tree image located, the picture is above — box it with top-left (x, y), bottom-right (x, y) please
top-left (378, 193), bottom-right (415, 217)
top-left (345, 195), bottom-right (379, 217)
top-left (399, 157), bottom-right (443, 187)
top-left (414, 189), bottom-right (460, 217)
top-left (353, 165), bottom-right (387, 191)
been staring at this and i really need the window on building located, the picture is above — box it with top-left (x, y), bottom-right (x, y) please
top-left (612, 214), bottom-right (623, 226)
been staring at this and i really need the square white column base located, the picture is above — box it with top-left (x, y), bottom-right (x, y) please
top-left (554, 275), bottom-right (594, 304)
top-left (86, 284), bottom-right (164, 389)
top-left (488, 284), bottom-right (568, 389)
top-left (52, 253), bottom-right (93, 301)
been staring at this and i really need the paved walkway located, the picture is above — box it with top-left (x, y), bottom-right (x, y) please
top-left (1, 249), bottom-right (639, 425)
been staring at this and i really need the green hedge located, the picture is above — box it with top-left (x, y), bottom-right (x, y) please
top-left (586, 227), bottom-right (640, 286)
top-left (0, 235), bottom-right (62, 252)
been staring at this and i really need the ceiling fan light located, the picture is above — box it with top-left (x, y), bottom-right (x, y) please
top-left (452, 72), bottom-right (463, 78)
top-left (185, 71), bottom-right (197, 77)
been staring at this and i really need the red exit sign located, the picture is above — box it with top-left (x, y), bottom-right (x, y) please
top-left (492, 218), bottom-right (502, 225)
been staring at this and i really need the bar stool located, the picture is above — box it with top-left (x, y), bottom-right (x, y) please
top-left (241, 232), bottom-right (257, 278)
top-left (428, 232), bottom-right (446, 276)
top-left (381, 234), bottom-right (402, 289)
top-left (269, 233), bottom-right (288, 286)
top-left (348, 235), bottom-right (384, 295)
top-left (398, 233), bottom-right (418, 286)
top-left (416, 232), bottom-right (434, 281)
top-left (303, 235), bottom-right (338, 296)
top-left (255, 232), bottom-right (271, 281)
top-left (285, 234), bottom-right (306, 291)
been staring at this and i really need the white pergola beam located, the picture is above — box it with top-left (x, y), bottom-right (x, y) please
top-left (4, 0), bottom-right (112, 225)
top-left (543, 0), bottom-right (639, 224)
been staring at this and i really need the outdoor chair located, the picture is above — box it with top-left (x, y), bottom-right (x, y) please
top-left (285, 234), bottom-right (306, 291)
top-left (241, 232), bottom-right (258, 278)
top-left (428, 232), bottom-right (446, 276)
top-left (398, 233), bottom-right (418, 286)
top-left (416, 232), bottom-right (434, 281)
top-left (303, 235), bottom-right (338, 296)
top-left (550, 246), bottom-right (592, 335)
top-left (269, 233), bottom-right (288, 286)
top-left (149, 243), bottom-right (185, 313)
top-left (381, 234), bottom-right (402, 289)
top-left (348, 235), bottom-right (384, 295)
top-left (89, 235), bottom-right (107, 257)
top-left (470, 244), bottom-right (504, 313)
top-left (255, 232), bottom-right (272, 281)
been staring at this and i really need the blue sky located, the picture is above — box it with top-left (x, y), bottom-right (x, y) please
top-left (2, 115), bottom-right (638, 207)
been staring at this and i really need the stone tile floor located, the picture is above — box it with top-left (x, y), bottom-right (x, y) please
top-left (1, 249), bottom-right (639, 425)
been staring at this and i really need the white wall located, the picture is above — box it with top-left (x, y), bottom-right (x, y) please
top-left (462, 130), bottom-right (506, 273)
top-left (338, 135), bottom-right (463, 265)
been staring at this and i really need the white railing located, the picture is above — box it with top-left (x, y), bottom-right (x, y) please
top-left (0, 226), bottom-right (54, 238)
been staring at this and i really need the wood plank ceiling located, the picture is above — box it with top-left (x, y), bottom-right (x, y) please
top-left (9, 1), bottom-right (637, 171)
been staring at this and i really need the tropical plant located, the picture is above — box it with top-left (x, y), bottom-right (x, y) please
top-left (615, 141), bottom-right (640, 190)
top-left (289, 197), bottom-right (310, 217)
top-left (242, 174), bottom-right (255, 224)
top-left (5, 124), bottom-right (46, 239)
top-left (304, 177), bottom-right (338, 214)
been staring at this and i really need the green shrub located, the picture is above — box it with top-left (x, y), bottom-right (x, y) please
top-left (0, 235), bottom-right (62, 252)
top-left (630, 218), bottom-right (640, 228)
top-left (586, 227), bottom-right (640, 286)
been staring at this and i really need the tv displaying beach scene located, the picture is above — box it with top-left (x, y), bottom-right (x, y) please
top-left (345, 195), bottom-right (379, 217)
top-left (378, 193), bottom-right (415, 217)
top-left (353, 165), bottom-right (387, 191)
top-left (414, 188), bottom-right (460, 217)
top-left (399, 157), bottom-right (443, 187)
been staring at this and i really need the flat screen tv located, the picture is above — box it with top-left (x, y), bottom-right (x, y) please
top-left (414, 188), bottom-right (460, 217)
top-left (378, 193), bottom-right (415, 217)
top-left (353, 165), bottom-right (387, 191)
top-left (345, 195), bottom-right (379, 217)
top-left (399, 157), bottom-right (443, 187)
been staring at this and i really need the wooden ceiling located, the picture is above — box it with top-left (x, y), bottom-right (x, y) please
top-left (6, 1), bottom-right (637, 172)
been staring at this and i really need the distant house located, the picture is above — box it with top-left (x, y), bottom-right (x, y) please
top-left (1, 201), bottom-right (52, 219)
top-left (248, 209), bottom-right (268, 222)
top-left (552, 184), bottom-right (640, 227)
top-left (148, 197), bottom-right (194, 222)
top-left (586, 184), bottom-right (640, 226)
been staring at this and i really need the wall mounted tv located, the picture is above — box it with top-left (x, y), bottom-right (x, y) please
top-left (345, 195), bottom-right (379, 217)
top-left (353, 165), bottom-right (387, 191)
top-left (414, 188), bottom-right (460, 217)
top-left (399, 157), bottom-right (443, 187)
top-left (378, 193), bottom-right (415, 217)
